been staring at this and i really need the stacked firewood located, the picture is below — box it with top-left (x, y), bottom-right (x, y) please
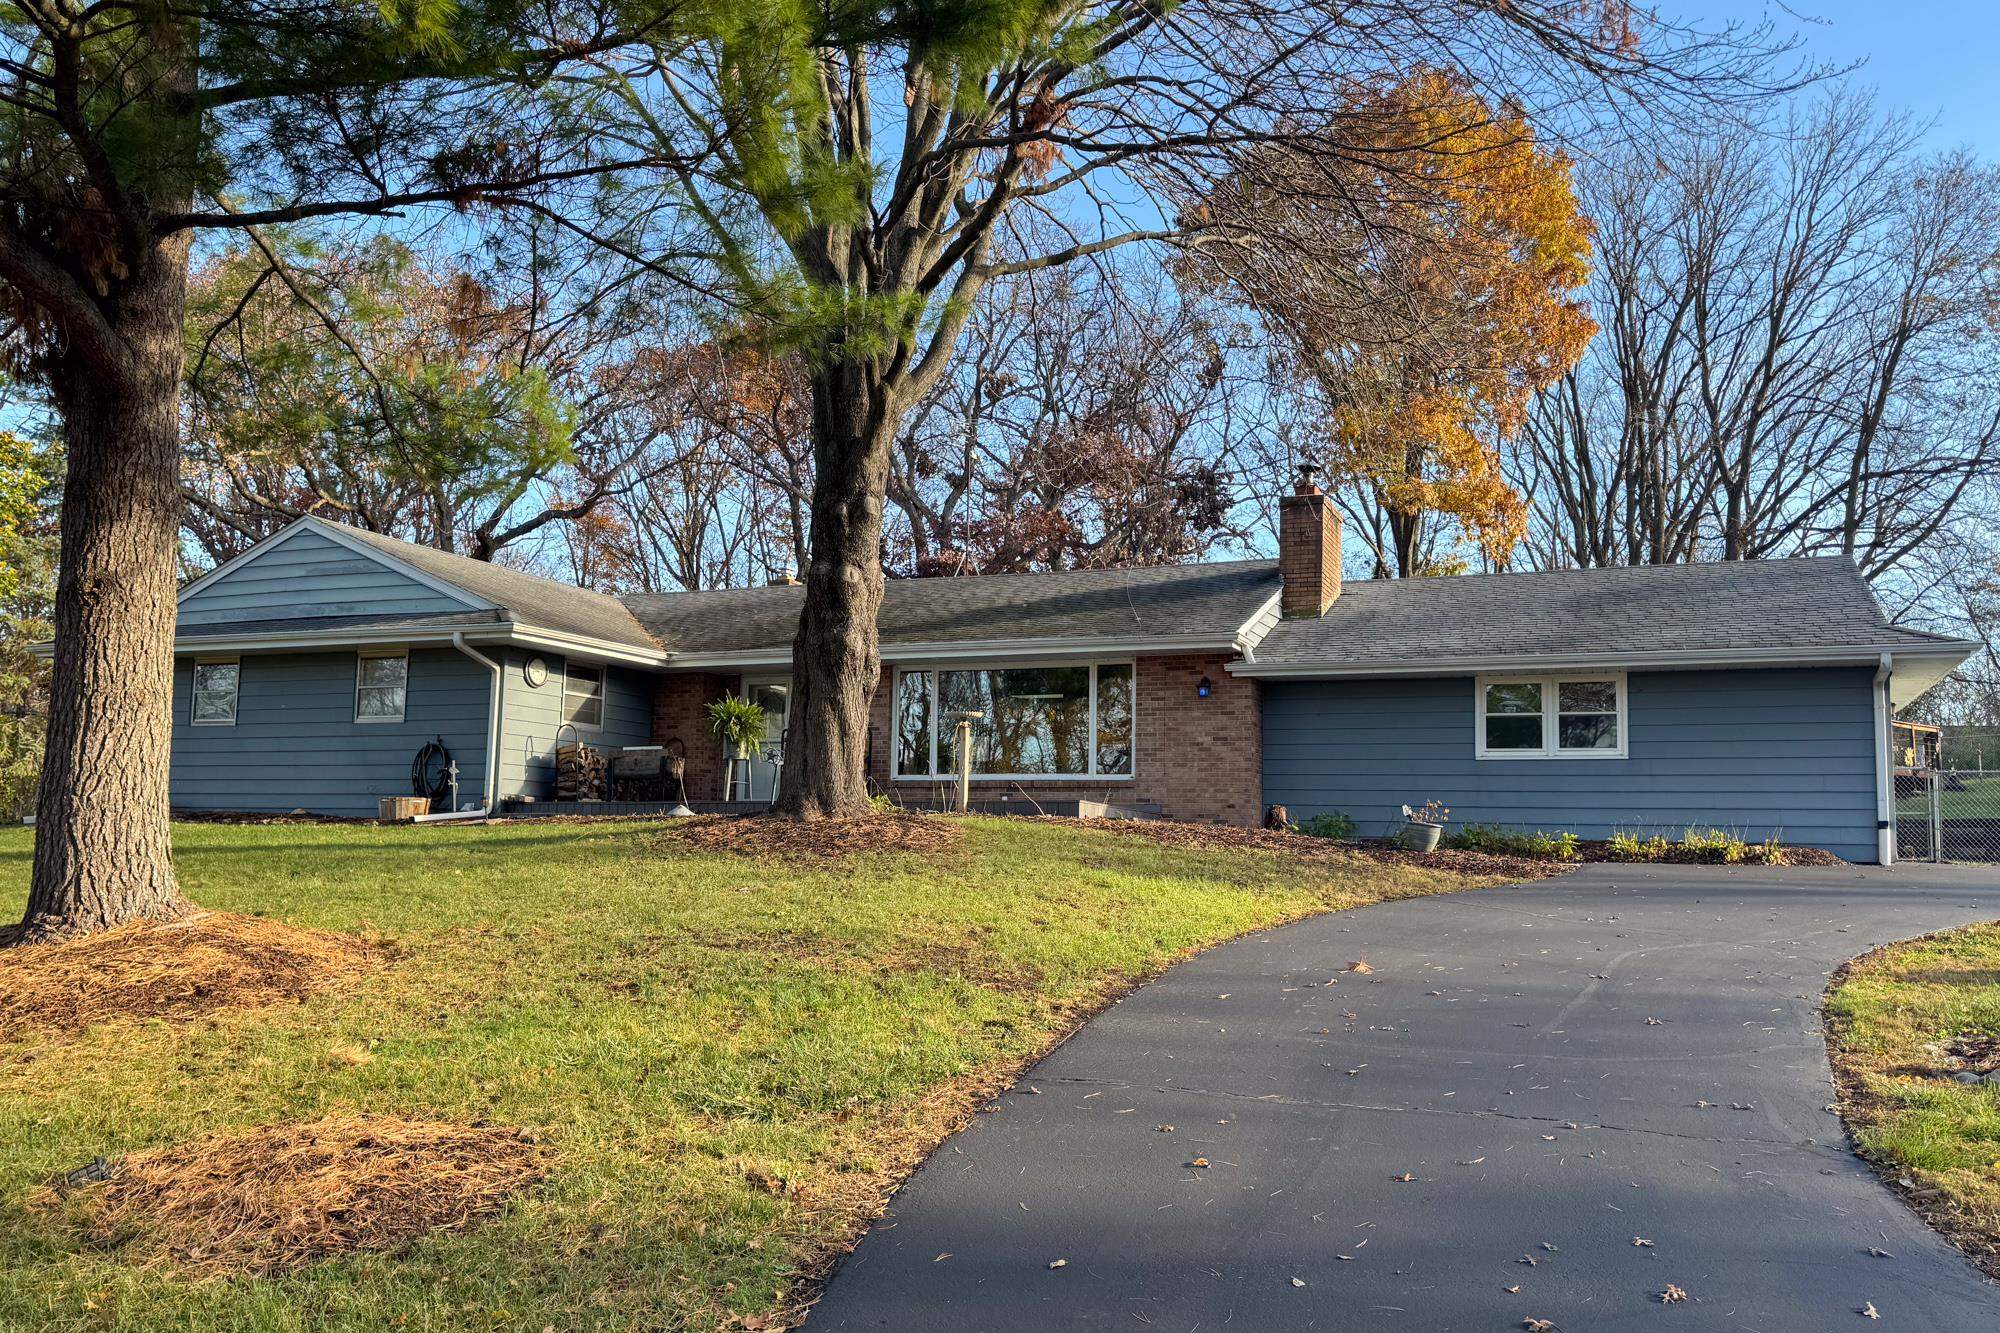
top-left (555, 743), bottom-right (607, 801)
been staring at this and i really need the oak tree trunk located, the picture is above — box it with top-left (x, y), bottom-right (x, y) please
top-left (17, 240), bottom-right (194, 942)
top-left (772, 358), bottom-right (894, 818)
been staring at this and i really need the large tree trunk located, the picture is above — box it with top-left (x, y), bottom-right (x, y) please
top-left (18, 243), bottom-right (194, 942)
top-left (773, 358), bottom-right (894, 818)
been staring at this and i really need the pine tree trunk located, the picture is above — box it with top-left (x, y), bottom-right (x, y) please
top-left (17, 243), bottom-right (193, 942)
top-left (772, 359), bottom-right (893, 819)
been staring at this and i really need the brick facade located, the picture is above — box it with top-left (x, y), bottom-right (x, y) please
top-left (863, 652), bottom-right (1261, 825)
top-left (650, 671), bottom-right (740, 801)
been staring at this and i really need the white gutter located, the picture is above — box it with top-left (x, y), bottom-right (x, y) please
top-left (1227, 640), bottom-right (1978, 679)
top-left (1874, 651), bottom-right (1895, 867)
top-left (450, 633), bottom-right (505, 815)
top-left (663, 633), bottom-right (1244, 672)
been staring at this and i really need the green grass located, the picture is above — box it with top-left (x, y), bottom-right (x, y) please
top-left (1825, 922), bottom-right (2000, 1272)
top-left (0, 817), bottom-right (1502, 1331)
top-left (1895, 773), bottom-right (2000, 822)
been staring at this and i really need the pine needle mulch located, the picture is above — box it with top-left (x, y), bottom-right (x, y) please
top-left (33, 1115), bottom-right (548, 1276)
top-left (664, 811), bottom-right (966, 860)
top-left (0, 911), bottom-right (383, 1040)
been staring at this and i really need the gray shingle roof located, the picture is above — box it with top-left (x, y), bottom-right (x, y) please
top-left (620, 560), bottom-right (1282, 657)
top-left (327, 523), bottom-right (662, 653)
top-left (1248, 556), bottom-right (1957, 670)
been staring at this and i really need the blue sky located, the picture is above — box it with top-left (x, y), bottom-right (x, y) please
top-left (1702, 1), bottom-right (1997, 154)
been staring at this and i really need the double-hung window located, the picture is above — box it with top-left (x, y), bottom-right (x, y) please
top-left (354, 651), bottom-right (409, 723)
top-left (190, 658), bottom-right (240, 726)
top-left (894, 663), bottom-right (1134, 780)
top-left (1475, 674), bottom-right (1626, 759)
top-left (563, 663), bottom-right (605, 729)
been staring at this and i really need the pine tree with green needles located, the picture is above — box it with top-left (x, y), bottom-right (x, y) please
top-left (0, 0), bottom-right (692, 941)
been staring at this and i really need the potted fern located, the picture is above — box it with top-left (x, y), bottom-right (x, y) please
top-left (708, 696), bottom-right (770, 802)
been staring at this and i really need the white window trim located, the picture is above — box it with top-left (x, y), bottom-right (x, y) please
top-left (562, 661), bottom-right (606, 733)
top-left (353, 649), bottom-right (410, 724)
top-left (190, 656), bottom-right (241, 726)
top-left (891, 660), bottom-right (1137, 782)
top-left (1474, 672), bottom-right (1628, 760)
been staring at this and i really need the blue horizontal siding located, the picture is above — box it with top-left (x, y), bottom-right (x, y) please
top-left (494, 651), bottom-right (656, 800)
top-left (1261, 667), bottom-right (1879, 861)
top-left (170, 648), bottom-right (490, 816)
top-left (179, 529), bottom-right (475, 625)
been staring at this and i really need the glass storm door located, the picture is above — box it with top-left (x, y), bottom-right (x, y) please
top-left (738, 677), bottom-right (791, 801)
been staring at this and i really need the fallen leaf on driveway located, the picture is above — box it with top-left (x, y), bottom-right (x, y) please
top-left (1523, 1320), bottom-right (1557, 1332)
top-left (1861, 1302), bottom-right (1880, 1319)
top-left (1518, 1255), bottom-right (1539, 1267)
top-left (1348, 960), bottom-right (1374, 974)
top-left (1048, 1259), bottom-right (1067, 1269)
top-left (1632, 1237), bottom-right (1654, 1247)
top-left (1391, 1172), bottom-right (1415, 1182)
top-left (1645, 1017), bottom-right (1664, 1025)
top-left (934, 1253), bottom-right (952, 1263)
top-left (1866, 1247), bottom-right (1893, 1258)
top-left (1187, 1157), bottom-right (1210, 1169)
top-left (1156, 1125), bottom-right (1175, 1133)
top-left (1504, 1285), bottom-right (1521, 1293)
top-left (1291, 1277), bottom-right (1306, 1288)
top-left (1660, 1284), bottom-right (1688, 1304)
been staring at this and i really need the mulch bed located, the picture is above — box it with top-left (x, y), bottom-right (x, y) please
top-left (0, 911), bottom-right (383, 1040)
top-left (663, 812), bottom-right (966, 861)
top-left (35, 1115), bottom-right (547, 1276)
top-left (170, 810), bottom-right (370, 825)
top-left (1053, 818), bottom-right (1570, 879)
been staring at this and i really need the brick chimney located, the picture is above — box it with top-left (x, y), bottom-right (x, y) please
top-left (1278, 463), bottom-right (1342, 617)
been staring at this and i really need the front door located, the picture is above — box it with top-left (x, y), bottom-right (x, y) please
top-left (737, 676), bottom-right (791, 801)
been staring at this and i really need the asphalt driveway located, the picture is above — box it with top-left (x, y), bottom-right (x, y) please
top-left (808, 863), bottom-right (2000, 1331)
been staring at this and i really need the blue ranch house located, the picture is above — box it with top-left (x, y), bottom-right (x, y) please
top-left (142, 475), bottom-right (1974, 863)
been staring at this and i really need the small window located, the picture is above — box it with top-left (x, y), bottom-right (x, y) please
top-left (191, 659), bottom-right (240, 726)
top-left (1476, 675), bottom-right (1626, 759)
top-left (355, 652), bottom-right (408, 723)
top-left (564, 663), bottom-right (604, 729)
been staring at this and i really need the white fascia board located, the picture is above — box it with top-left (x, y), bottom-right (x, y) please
top-left (1231, 588), bottom-right (1284, 663)
top-left (661, 633), bottom-right (1244, 673)
top-left (1228, 640), bottom-right (1981, 680)
top-left (168, 622), bottom-right (668, 669)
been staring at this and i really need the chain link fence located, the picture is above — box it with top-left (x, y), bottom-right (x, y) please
top-left (1896, 723), bottom-right (2000, 862)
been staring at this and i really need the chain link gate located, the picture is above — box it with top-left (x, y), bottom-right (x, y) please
top-left (1895, 723), bottom-right (2000, 862)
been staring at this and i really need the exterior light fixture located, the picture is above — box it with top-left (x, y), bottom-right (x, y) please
top-left (1196, 676), bottom-right (1213, 699)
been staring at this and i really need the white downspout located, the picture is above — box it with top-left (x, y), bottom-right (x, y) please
top-left (1873, 651), bottom-right (1894, 866)
top-left (430, 633), bottom-right (503, 819)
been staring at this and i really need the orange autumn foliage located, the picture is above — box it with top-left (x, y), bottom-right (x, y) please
top-left (1198, 69), bottom-right (1595, 573)
top-left (1326, 72), bottom-right (1595, 571)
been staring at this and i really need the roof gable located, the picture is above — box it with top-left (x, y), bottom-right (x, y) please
top-left (178, 523), bottom-right (487, 627)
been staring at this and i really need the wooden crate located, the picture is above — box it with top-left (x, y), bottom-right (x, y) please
top-left (378, 795), bottom-right (431, 822)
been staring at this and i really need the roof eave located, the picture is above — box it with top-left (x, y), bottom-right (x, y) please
top-left (662, 632), bottom-right (1247, 672)
top-left (153, 621), bottom-right (669, 668)
top-left (1227, 640), bottom-right (1982, 679)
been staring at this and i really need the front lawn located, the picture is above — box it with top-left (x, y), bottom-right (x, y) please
top-left (0, 816), bottom-right (1516, 1330)
top-left (1825, 922), bottom-right (2000, 1277)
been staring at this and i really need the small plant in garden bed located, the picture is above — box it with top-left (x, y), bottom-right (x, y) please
top-left (1447, 823), bottom-right (1580, 862)
top-left (1604, 827), bottom-right (1799, 865)
top-left (1293, 811), bottom-right (1356, 840)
